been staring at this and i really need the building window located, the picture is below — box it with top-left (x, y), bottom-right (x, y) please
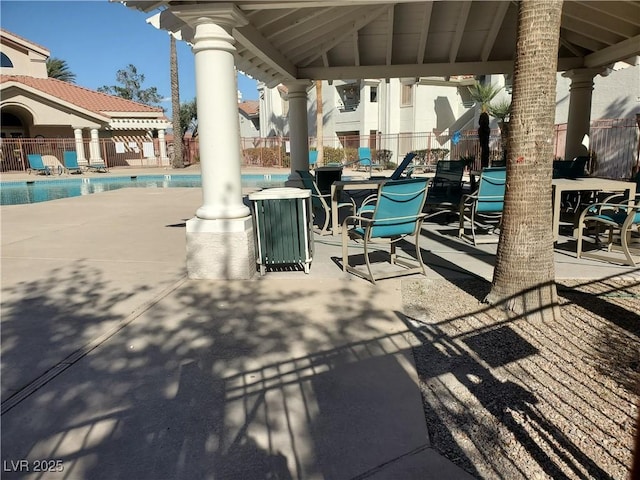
top-left (401, 84), bottom-right (413, 107)
top-left (1, 52), bottom-right (13, 68)
top-left (370, 86), bottom-right (377, 103)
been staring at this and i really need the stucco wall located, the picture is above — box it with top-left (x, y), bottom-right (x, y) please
top-left (2, 89), bottom-right (102, 129)
top-left (0, 39), bottom-right (48, 78)
top-left (555, 64), bottom-right (640, 124)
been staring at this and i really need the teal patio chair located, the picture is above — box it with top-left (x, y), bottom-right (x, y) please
top-left (359, 152), bottom-right (419, 216)
top-left (63, 151), bottom-right (84, 174)
top-left (297, 170), bottom-right (355, 235)
top-left (27, 154), bottom-right (51, 175)
top-left (576, 192), bottom-right (640, 267)
top-left (355, 147), bottom-right (383, 173)
top-left (390, 152), bottom-right (416, 180)
top-left (423, 160), bottom-right (466, 215)
top-left (86, 158), bottom-right (108, 173)
top-left (355, 152), bottom-right (418, 218)
top-left (458, 167), bottom-right (507, 244)
top-left (553, 155), bottom-right (591, 213)
top-left (309, 150), bottom-right (318, 169)
top-left (341, 178), bottom-right (429, 283)
top-left (371, 152), bottom-right (417, 181)
top-left (356, 147), bottom-right (372, 172)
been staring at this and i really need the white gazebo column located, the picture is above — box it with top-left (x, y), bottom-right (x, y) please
top-left (73, 128), bottom-right (87, 164)
top-left (285, 81), bottom-right (311, 187)
top-left (157, 128), bottom-right (169, 166)
top-left (88, 128), bottom-right (102, 164)
top-left (176, 8), bottom-right (255, 279)
top-left (562, 68), bottom-right (601, 161)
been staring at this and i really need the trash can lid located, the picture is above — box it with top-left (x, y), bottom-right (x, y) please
top-left (248, 187), bottom-right (310, 200)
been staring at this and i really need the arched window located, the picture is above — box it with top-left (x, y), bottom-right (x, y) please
top-left (1, 52), bottom-right (13, 68)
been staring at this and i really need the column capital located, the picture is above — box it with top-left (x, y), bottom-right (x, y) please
top-left (561, 67), bottom-right (606, 84)
top-left (172, 3), bottom-right (248, 31)
top-left (283, 80), bottom-right (313, 97)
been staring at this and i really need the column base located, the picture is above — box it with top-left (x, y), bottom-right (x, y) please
top-left (285, 171), bottom-right (304, 189)
top-left (186, 216), bottom-right (256, 279)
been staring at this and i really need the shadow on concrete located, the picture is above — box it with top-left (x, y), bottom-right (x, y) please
top-left (1, 261), bottom-right (435, 479)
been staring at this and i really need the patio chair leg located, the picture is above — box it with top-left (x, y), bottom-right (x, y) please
top-left (607, 228), bottom-right (614, 252)
top-left (321, 212), bottom-right (330, 235)
top-left (390, 241), bottom-right (397, 265)
top-left (621, 230), bottom-right (637, 266)
top-left (363, 236), bottom-right (376, 284)
top-left (458, 203), bottom-right (466, 238)
top-left (342, 226), bottom-right (350, 272)
top-left (576, 220), bottom-right (585, 259)
top-left (414, 220), bottom-right (427, 275)
top-left (471, 208), bottom-right (478, 245)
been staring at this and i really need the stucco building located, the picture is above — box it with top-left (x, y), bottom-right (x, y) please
top-left (0, 28), bottom-right (171, 169)
top-left (257, 67), bottom-right (639, 165)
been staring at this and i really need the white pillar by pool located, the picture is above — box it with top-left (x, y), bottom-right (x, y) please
top-left (73, 128), bottom-right (87, 164)
top-left (89, 128), bottom-right (102, 164)
top-left (173, 6), bottom-right (255, 279)
top-left (157, 128), bottom-right (168, 166)
top-left (285, 81), bottom-right (311, 187)
top-left (562, 68), bottom-right (601, 162)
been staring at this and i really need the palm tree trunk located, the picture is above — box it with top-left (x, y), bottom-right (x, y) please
top-left (485, 0), bottom-right (563, 320)
top-left (316, 80), bottom-right (324, 165)
top-left (170, 35), bottom-right (184, 168)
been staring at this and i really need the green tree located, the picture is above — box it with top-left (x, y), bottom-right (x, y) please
top-left (469, 80), bottom-right (502, 168)
top-left (180, 99), bottom-right (198, 138)
top-left (485, 0), bottom-right (563, 320)
top-left (489, 99), bottom-right (512, 162)
top-left (98, 64), bottom-right (162, 106)
top-left (468, 81), bottom-right (502, 113)
top-left (46, 57), bottom-right (76, 83)
top-left (170, 35), bottom-right (183, 168)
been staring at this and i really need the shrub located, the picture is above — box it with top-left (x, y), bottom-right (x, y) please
top-left (322, 146), bottom-right (347, 165)
top-left (242, 147), bottom-right (285, 167)
top-left (413, 148), bottom-right (450, 165)
top-left (375, 149), bottom-right (393, 163)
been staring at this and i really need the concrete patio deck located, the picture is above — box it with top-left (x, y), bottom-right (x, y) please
top-left (1, 168), bottom-right (638, 479)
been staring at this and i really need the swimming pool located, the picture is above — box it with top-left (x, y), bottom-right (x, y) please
top-left (0, 174), bottom-right (289, 205)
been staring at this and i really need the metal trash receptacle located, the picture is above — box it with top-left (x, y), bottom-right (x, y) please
top-left (249, 187), bottom-right (314, 275)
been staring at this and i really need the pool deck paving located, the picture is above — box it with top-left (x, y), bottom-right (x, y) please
top-left (1, 166), bottom-right (638, 479)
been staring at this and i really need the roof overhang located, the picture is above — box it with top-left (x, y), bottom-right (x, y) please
top-left (106, 117), bottom-right (172, 130)
top-left (0, 29), bottom-right (50, 58)
top-left (0, 81), bottom-right (110, 123)
top-left (121, 1), bottom-right (640, 87)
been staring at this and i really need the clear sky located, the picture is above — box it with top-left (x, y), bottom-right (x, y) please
top-left (0, 0), bottom-right (260, 107)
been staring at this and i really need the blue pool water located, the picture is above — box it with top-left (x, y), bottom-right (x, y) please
top-left (0, 174), bottom-right (289, 205)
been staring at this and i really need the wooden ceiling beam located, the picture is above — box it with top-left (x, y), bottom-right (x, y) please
top-left (481, 1), bottom-right (510, 62)
top-left (416, 2), bottom-right (433, 64)
top-left (449, 1), bottom-right (472, 63)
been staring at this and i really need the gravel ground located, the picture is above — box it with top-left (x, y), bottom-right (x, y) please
top-left (402, 277), bottom-right (639, 480)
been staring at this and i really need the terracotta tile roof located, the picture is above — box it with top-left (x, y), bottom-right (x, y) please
top-left (239, 100), bottom-right (259, 116)
top-left (1, 75), bottom-right (164, 117)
